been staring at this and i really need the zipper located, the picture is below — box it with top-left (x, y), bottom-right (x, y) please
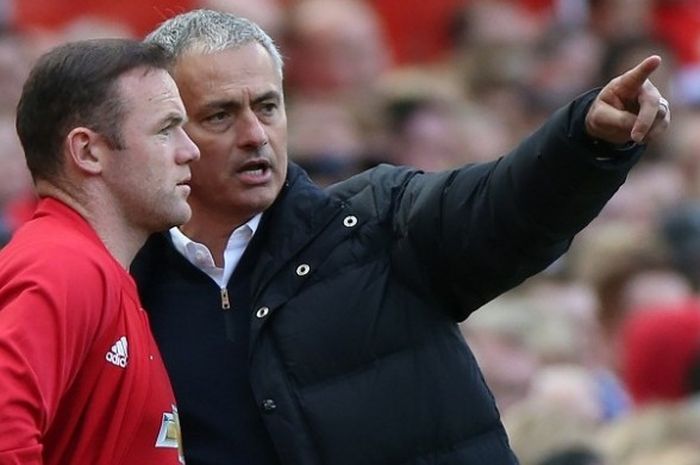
top-left (220, 288), bottom-right (231, 310)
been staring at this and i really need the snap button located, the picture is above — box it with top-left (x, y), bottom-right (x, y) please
top-left (343, 215), bottom-right (358, 227)
top-left (261, 398), bottom-right (277, 412)
top-left (296, 264), bottom-right (310, 276)
top-left (255, 306), bottom-right (270, 318)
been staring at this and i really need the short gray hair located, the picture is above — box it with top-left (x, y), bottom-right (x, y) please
top-left (145, 9), bottom-right (283, 75)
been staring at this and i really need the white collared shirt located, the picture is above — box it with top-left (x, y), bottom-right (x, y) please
top-left (169, 214), bottom-right (262, 288)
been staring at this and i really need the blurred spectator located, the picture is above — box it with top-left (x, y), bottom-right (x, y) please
top-left (620, 302), bottom-right (700, 406)
top-left (0, 32), bottom-right (33, 112)
top-left (528, 364), bottom-right (605, 422)
top-left (287, 100), bottom-right (371, 186)
top-left (456, 0), bottom-right (544, 50)
top-left (597, 35), bottom-right (675, 97)
top-left (566, 220), bottom-right (692, 417)
top-left (283, 0), bottom-right (391, 102)
top-left (454, 0), bottom-right (548, 138)
top-left (527, 26), bottom-right (605, 112)
top-left (519, 275), bottom-right (633, 420)
top-left (460, 287), bottom-right (618, 417)
top-left (652, 0), bottom-right (700, 67)
top-left (61, 16), bottom-right (133, 40)
top-left (199, 0), bottom-right (284, 40)
top-left (652, 0), bottom-right (700, 105)
top-left (503, 383), bottom-right (601, 465)
top-left (0, 113), bottom-right (33, 246)
top-left (569, 221), bottom-right (692, 340)
top-left (372, 65), bottom-right (512, 169)
top-left (629, 445), bottom-right (700, 465)
top-left (382, 94), bottom-right (468, 171)
top-left (369, 0), bottom-right (463, 65)
top-left (461, 296), bottom-right (542, 413)
top-left (536, 447), bottom-right (605, 465)
top-left (589, 0), bottom-right (655, 41)
top-left (11, 0), bottom-right (195, 37)
top-left (660, 201), bottom-right (700, 289)
top-left (454, 102), bottom-right (514, 163)
top-left (593, 160), bottom-right (688, 227)
top-left (597, 400), bottom-right (700, 464)
top-left (668, 110), bottom-right (700, 199)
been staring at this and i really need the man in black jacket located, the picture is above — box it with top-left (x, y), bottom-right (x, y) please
top-left (132, 9), bottom-right (670, 465)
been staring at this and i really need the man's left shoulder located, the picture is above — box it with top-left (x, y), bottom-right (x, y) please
top-left (327, 164), bottom-right (418, 199)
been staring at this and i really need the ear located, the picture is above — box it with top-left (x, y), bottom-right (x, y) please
top-left (65, 126), bottom-right (108, 175)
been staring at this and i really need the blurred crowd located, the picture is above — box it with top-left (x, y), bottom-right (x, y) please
top-left (2, 0), bottom-right (700, 464)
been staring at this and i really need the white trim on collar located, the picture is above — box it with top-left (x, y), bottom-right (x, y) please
top-left (169, 213), bottom-right (262, 288)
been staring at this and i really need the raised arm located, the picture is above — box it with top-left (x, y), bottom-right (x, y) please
top-left (391, 56), bottom-right (670, 320)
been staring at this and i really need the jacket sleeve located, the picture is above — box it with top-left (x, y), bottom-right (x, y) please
top-left (392, 89), bottom-right (643, 320)
top-left (0, 249), bottom-right (107, 464)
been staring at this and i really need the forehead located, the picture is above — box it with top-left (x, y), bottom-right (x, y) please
top-left (172, 43), bottom-right (282, 106)
top-left (116, 67), bottom-right (185, 119)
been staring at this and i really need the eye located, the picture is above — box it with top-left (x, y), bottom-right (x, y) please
top-left (156, 125), bottom-right (174, 138)
top-left (258, 102), bottom-right (278, 119)
top-left (205, 111), bottom-right (228, 122)
top-left (202, 111), bottom-right (233, 131)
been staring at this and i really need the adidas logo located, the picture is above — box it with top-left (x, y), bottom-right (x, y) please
top-left (105, 336), bottom-right (129, 368)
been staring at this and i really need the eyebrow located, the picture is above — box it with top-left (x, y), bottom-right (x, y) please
top-left (158, 112), bottom-right (187, 128)
top-left (201, 90), bottom-right (282, 113)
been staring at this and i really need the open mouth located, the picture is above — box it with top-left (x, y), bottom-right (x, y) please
top-left (238, 159), bottom-right (272, 179)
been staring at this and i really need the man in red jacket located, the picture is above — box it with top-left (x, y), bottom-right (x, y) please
top-left (0, 38), bottom-right (200, 464)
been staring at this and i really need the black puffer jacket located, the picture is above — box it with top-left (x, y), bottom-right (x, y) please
top-left (133, 91), bottom-right (641, 465)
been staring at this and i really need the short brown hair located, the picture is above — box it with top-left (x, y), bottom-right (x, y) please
top-left (16, 38), bottom-right (172, 182)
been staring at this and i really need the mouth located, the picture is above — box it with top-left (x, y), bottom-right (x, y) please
top-left (239, 158), bottom-right (271, 175)
top-left (176, 177), bottom-right (192, 195)
top-left (237, 158), bottom-right (273, 184)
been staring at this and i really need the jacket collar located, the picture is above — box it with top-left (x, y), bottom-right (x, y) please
top-left (247, 162), bottom-right (345, 291)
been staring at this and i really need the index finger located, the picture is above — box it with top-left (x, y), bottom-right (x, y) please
top-left (617, 55), bottom-right (662, 92)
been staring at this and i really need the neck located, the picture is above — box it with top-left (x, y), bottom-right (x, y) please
top-left (179, 205), bottom-right (255, 268)
top-left (36, 180), bottom-right (148, 269)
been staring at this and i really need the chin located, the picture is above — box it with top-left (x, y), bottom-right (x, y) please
top-left (250, 189), bottom-right (280, 211)
top-left (157, 206), bottom-right (192, 231)
top-left (171, 210), bottom-right (193, 228)
top-left (244, 200), bottom-right (274, 218)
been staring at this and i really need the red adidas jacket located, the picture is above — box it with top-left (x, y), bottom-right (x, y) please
top-left (0, 198), bottom-right (183, 465)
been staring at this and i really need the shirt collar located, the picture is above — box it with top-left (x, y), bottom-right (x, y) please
top-left (169, 213), bottom-right (262, 266)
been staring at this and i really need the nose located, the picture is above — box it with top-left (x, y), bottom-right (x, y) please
top-left (175, 127), bottom-right (200, 164)
top-left (235, 109), bottom-right (268, 150)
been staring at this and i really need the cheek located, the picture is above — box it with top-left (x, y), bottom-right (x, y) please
top-left (193, 137), bottom-right (234, 166)
top-left (270, 128), bottom-right (288, 160)
top-left (188, 125), bottom-right (228, 151)
top-left (189, 161), bottom-right (211, 185)
top-left (189, 154), bottom-right (231, 193)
